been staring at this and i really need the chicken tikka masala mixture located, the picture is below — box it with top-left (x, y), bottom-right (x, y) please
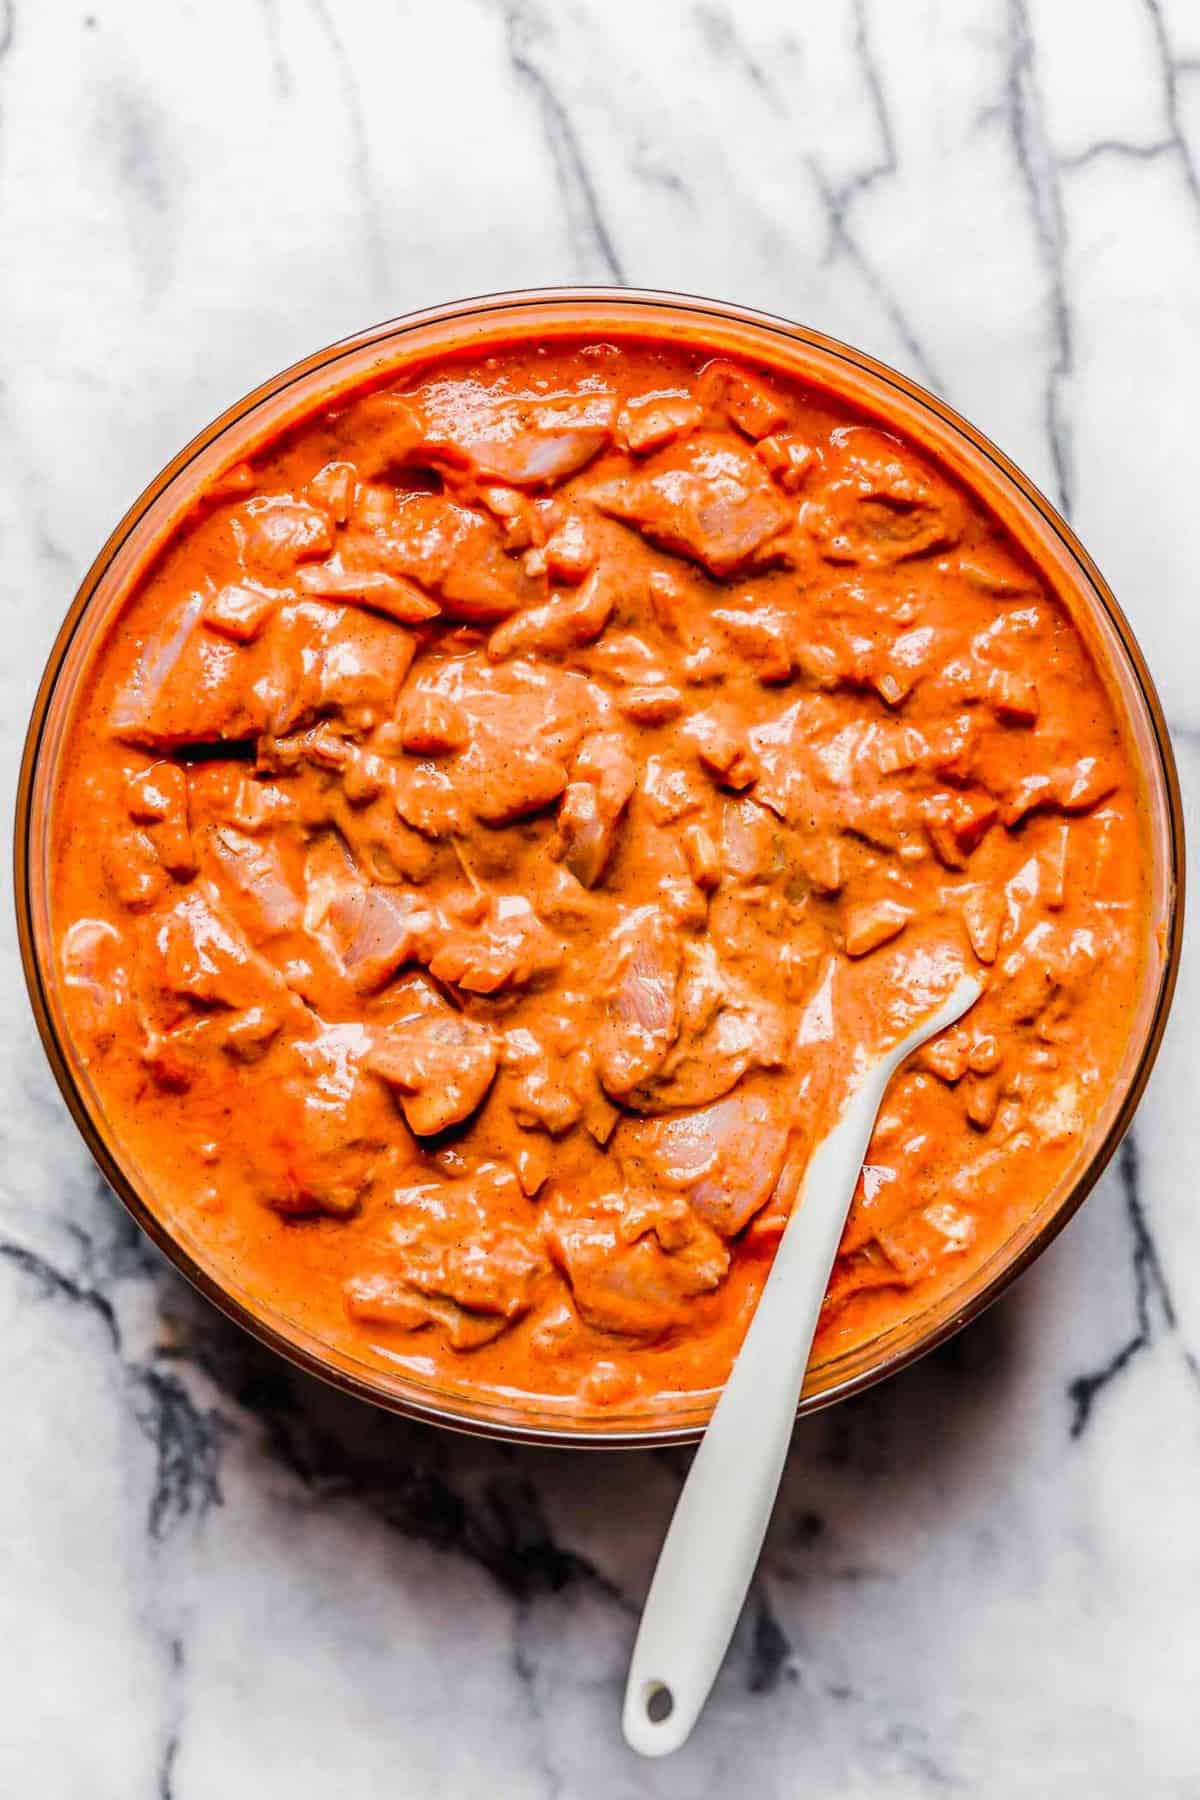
top-left (52, 334), bottom-right (1148, 1413)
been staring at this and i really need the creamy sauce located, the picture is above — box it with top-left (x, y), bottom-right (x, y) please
top-left (51, 337), bottom-right (1148, 1414)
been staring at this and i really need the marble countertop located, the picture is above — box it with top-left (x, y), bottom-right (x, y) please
top-left (2, 1), bottom-right (1198, 1793)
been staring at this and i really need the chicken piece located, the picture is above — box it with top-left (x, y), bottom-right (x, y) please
top-left (509, 1068), bottom-right (583, 1136)
top-left (376, 492), bottom-right (526, 618)
top-left (987, 667), bottom-right (1039, 726)
top-left (325, 883), bottom-right (438, 993)
top-left (619, 1087), bottom-right (790, 1237)
top-left (793, 622), bottom-right (878, 694)
top-left (426, 894), bottom-right (562, 995)
top-left (396, 689), bottom-right (470, 756)
top-left (255, 721), bottom-right (350, 779)
top-left (354, 802), bottom-right (438, 885)
top-left (964, 1074), bottom-right (1002, 1131)
top-left (477, 483), bottom-right (543, 550)
top-left (1043, 822), bottom-right (1070, 910)
top-left (720, 797), bottom-right (779, 881)
top-left (391, 759), bottom-right (466, 838)
top-left (793, 833), bottom-right (843, 895)
top-left (873, 724), bottom-right (927, 776)
top-left (185, 763), bottom-right (291, 834)
top-left (924, 712), bottom-right (979, 785)
top-left (589, 433), bottom-right (792, 577)
top-left (1056, 757), bottom-right (1119, 812)
top-left (126, 761), bottom-right (195, 878)
top-left (315, 490), bottom-right (540, 624)
top-left (618, 392), bottom-right (705, 454)
top-left (345, 1276), bottom-right (509, 1349)
top-left (210, 602), bottom-right (414, 743)
top-left (369, 1011), bottom-right (497, 1135)
top-left (307, 824), bottom-right (426, 946)
top-left (712, 603), bottom-right (793, 683)
top-left (755, 433), bottom-right (819, 492)
top-left (836, 786), bottom-right (921, 854)
top-left (803, 428), bottom-right (964, 566)
top-left (552, 730), bottom-right (637, 888)
top-left (468, 743), bottom-right (571, 827)
top-left (843, 898), bottom-right (912, 958)
top-left (952, 547), bottom-right (1038, 597)
top-left (821, 1242), bottom-right (914, 1315)
top-left (140, 1003), bottom-right (283, 1092)
top-left (580, 1082), bottom-right (622, 1149)
top-left (682, 821), bottom-right (721, 891)
top-left (341, 754), bottom-right (387, 807)
top-left (554, 783), bottom-right (620, 889)
top-left (625, 941), bottom-right (790, 1113)
top-left (916, 1028), bottom-right (971, 1084)
top-left (498, 1027), bottom-right (586, 1138)
top-left (311, 608), bottom-right (417, 730)
top-left (922, 791), bottom-right (998, 869)
top-left (297, 556), bottom-right (442, 622)
top-left (1001, 772), bottom-right (1054, 827)
top-left (144, 891), bottom-right (286, 1026)
top-left (873, 624), bottom-right (938, 706)
top-left (618, 684), bottom-right (684, 725)
top-left (315, 843), bottom-right (561, 1002)
top-left (126, 761), bottom-right (186, 826)
top-left (486, 564), bottom-right (615, 661)
top-left (232, 496), bottom-right (334, 579)
top-left (406, 381), bottom-right (618, 487)
top-left (542, 514), bottom-right (595, 583)
top-left (111, 592), bottom-right (266, 749)
top-left (967, 1033), bottom-right (1003, 1075)
top-left (961, 886), bottom-right (1004, 964)
top-left (595, 908), bottom-right (683, 1100)
top-left (684, 707), bottom-right (760, 790)
top-left (204, 582), bottom-right (280, 644)
top-left (641, 755), bottom-right (709, 825)
top-left (208, 826), bottom-right (302, 941)
top-left (247, 1023), bottom-right (383, 1217)
top-left (395, 656), bottom-right (598, 831)
top-left (515, 1138), bottom-right (554, 1198)
top-left (581, 628), bottom-right (675, 693)
top-left (302, 831), bottom-right (361, 930)
top-left (747, 697), bottom-right (820, 823)
top-left (60, 918), bottom-right (128, 1048)
top-left (996, 920), bottom-right (1099, 1027)
top-left (545, 1191), bottom-right (728, 1339)
top-left (204, 460), bottom-right (257, 503)
top-left (306, 459), bottom-right (357, 522)
top-left (347, 1170), bottom-right (543, 1346)
top-left (222, 1005), bottom-right (283, 1063)
top-left (1003, 757), bottom-right (1119, 827)
top-left (701, 361), bottom-right (788, 441)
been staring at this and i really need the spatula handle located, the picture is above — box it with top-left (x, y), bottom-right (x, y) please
top-left (621, 1065), bottom-right (892, 1755)
top-left (622, 974), bottom-right (981, 1757)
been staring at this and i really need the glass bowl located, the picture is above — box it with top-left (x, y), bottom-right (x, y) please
top-left (15, 288), bottom-right (1185, 1447)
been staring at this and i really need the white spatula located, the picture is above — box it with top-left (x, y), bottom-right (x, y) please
top-left (623, 970), bottom-right (982, 1757)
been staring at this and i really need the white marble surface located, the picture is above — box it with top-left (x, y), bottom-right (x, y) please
top-left (1, 1), bottom-right (1198, 1793)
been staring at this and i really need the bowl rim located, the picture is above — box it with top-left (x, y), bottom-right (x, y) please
top-left (14, 284), bottom-right (1186, 1448)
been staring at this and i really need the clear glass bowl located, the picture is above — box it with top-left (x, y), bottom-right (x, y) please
top-left (15, 289), bottom-right (1185, 1446)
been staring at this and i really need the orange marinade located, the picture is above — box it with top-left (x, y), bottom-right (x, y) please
top-left (52, 336), bottom-right (1148, 1414)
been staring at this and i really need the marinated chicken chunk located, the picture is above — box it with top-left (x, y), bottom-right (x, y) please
top-left (347, 1170), bottom-right (545, 1346)
top-left (618, 1088), bottom-right (791, 1238)
top-left (545, 1190), bottom-right (729, 1338)
top-left (590, 433), bottom-right (792, 576)
top-left (368, 1006), bottom-right (498, 1136)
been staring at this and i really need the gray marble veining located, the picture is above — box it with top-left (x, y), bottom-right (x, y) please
top-left (1, 2), bottom-right (1197, 1794)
